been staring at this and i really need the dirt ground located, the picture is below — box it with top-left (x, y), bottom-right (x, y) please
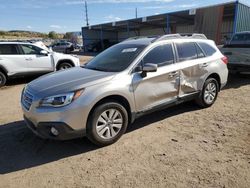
top-left (0, 58), bottom-right (249, 187)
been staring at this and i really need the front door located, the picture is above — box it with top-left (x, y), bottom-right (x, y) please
top-left (132, 43), bottom-right (179, 112)
top-left (20, 44), bottom-right (53, 72)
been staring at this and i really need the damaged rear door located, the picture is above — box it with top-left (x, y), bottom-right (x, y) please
top-left (175, 42), bottom-right (208, 96)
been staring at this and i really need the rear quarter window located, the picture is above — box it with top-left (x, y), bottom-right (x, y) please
top-left (0, 44), bottom-right (19, 55)
top-left (197, 42), bottom-right (217, 56)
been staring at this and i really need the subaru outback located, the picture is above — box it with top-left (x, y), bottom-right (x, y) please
top-left (21, 34), bottom-right (228, 146)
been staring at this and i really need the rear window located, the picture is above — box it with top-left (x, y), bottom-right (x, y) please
top-left (197, 42), bottom-right (217, 56)
top-left (0, 44), bottom-right (19, 55)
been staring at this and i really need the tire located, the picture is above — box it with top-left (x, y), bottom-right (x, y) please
top-left (57, 62), bottom-right (73, 70)
top-left (195, 78), bottom-right (219, 108)
top-left (86, 101), bottom-right (128, 146)
top-left (0, 71), bottom-right (7, 87)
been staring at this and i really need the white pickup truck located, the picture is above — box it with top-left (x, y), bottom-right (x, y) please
top-left (0, 41), bottom-right (80, 86)
top-left (220, 31), bottom-right (250, 74)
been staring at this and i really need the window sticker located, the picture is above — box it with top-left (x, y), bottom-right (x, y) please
top-left (122, 48), bottom-right (138, 53)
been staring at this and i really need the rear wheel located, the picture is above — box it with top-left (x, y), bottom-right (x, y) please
top-left (0, 71), bottom-right (7, 87)
top-left (195, 78), bottom-right (219, 108)
top-left (57, 62), bottom-right (73, 70)
top-left (86, 101), bottom-right (128, 146)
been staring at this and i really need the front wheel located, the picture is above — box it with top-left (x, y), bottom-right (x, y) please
top-left (195, 78), bottom-right (219, 108)
top-left (86, 101), bottom-right (128, 146)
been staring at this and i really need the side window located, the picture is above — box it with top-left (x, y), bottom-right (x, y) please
top-left (0, 44), bottom-right (19, 55)
top-left (176, 42), bottom-right (197, 62)
top-left (197, 42), bottom-right (217, 56)
top-left (21, 44), bottom-right (41, 55)
top-left (232, 34), bottom-right (245, 41)
top-left (143, 44), bottom-right (174, 67)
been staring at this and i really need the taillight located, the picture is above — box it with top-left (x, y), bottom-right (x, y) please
top-left (221, 56), bottom-right (228, 64)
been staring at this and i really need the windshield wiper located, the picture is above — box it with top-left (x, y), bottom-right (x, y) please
top-left (83, 66), bottom-right (111, 72)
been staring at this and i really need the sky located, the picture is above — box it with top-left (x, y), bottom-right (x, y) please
top-left (0, 0), bottom-right (246, 33)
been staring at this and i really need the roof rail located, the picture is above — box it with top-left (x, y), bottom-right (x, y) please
top-left (123, 35), bottom-right (158, 42)
top-left (153, 33), bottom-right (207, 42)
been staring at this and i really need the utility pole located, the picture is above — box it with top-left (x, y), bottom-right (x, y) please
top-left (135, 8), bottom-right (138, 18)
top-left (84, 0), bottom-right (89, 26)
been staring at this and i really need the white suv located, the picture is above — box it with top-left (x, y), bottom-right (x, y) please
top-left (0, 42), bottom-right (80, 86)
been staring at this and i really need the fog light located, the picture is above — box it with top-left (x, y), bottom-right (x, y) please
top-left (51, 127), bottom-right (59, 136)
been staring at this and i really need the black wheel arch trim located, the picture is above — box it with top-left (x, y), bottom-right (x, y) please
top-left (0, 65), bottom-right (8, 75)
top-left (56, 59), bottom-right (75, 70)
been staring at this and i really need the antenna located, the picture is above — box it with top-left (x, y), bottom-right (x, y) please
top-left (84, 0), bottom-right (89, 26)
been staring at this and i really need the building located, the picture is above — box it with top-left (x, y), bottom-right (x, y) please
top-left (81, 0), bottom-right (250, 49)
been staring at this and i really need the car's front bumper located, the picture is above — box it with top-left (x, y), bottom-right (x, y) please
top-left (24, 116), bottom-right (84, 140)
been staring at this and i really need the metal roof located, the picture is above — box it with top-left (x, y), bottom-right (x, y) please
top-left (82, 1), bottom-right (245, 32)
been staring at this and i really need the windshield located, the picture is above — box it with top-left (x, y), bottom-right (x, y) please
top-left (84, 43), bottom-right (146, 72)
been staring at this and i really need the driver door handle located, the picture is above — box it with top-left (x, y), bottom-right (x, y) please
top-left (25, 57), bottom-right (33, 61)
top-left (169, 71), bottom-right (178, 78)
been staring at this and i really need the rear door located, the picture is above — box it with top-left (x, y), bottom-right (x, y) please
top-left (132, 43), bottom-right (180, 112)
top-left (19, 44), bottom-right (53, 72)
top-left (175, 42), bottom-right (208, 96)
top-left (0, 44), bottom-right (27, 74)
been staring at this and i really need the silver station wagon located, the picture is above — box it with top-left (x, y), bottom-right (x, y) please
top-left (21, 34), bottom-right (228, 146)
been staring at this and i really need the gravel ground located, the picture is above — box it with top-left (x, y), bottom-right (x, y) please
top-left (0, 58), bottom-right (249, 188)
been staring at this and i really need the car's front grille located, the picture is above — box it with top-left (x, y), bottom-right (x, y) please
top-left (22, 89), bottom-right (34, 111)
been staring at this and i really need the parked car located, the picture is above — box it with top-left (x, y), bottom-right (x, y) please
top-left (51, 42), bottom-right (74, 54)
top-left (21, 34), bottom-right (228, 146)
top-left (87, 39), bottom-right (116, 52)
top-left (0, 42), bottom-right (80, 86)
top-left (74, 43), bottom-right (83, 50)
top-left (220, 31), bottom-right (250, 74)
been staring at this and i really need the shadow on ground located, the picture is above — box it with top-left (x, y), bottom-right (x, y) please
top-left (0, 101), bottom-right (200, 174)
top-left (5, 75), bottom-right (40, 87)
top-left (223, 74), bottom-right (250, 90)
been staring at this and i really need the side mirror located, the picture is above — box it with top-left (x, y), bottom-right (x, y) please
top-left (40, 50), bottom-right (48, 56)
top-left (142, 63), bottom-right (158, 73)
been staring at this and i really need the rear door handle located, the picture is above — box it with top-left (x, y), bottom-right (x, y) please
top-left (201, 63), bottom-right (209, 67)
top-left (169, 71), bottom-right (178, 78)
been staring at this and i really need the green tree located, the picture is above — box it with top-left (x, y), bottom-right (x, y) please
top-left (63, 32), bottom-right (73, 39)
top-left (48, 31), bottom-right (58, 39)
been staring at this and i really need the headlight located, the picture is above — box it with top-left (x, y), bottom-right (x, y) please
top-left (40, 89), bottom-right (84, 107)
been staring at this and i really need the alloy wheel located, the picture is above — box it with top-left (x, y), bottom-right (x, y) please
top-left (96, 109), bottom-right (123, 139)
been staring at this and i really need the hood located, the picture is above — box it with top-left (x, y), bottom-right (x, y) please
top-left (27, 67), bottom-right (116, 97)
